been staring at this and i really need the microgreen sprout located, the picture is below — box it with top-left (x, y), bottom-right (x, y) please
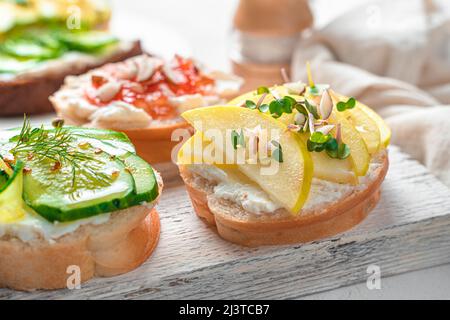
top-left (269, 96), bottom-right (295, 118)
top-left (336, 97), bottom-right (356, 112)
top-left (256, 86), bottom-right (270, 95)
top-left (231, 129), bottom-right (246, 150)
top-left (271, 140), bottom-right (284, 163)
top-left (307, 131), bottom-right (350, 160)
top-left (241, 65), bottom-right (355, 161)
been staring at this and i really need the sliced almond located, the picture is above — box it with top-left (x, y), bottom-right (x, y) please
top-left (163, 64), bottom-right (186, 84)
top-left (315, 124), bottom-right (335, 135)
top-left (315, 119), bottom-right (329, 126)
top-left (294, 113), bottom-right (306, 126)
top-left (284, 82), bottom-right (306, 95)
top-left (319, 89), bottom-right (333, 120)
top-left (96, 81), bottom-right (122, 103)
top-left (308, 112), bottom-right (315, 134)
top-left (269, 88), bottom-right (281, 100)
top-left (116, 62), bottom-right (138, 80)
top-left (287, 124), bottom-right (301, 132)
top-left (136, 58), bottom-right (159, 82)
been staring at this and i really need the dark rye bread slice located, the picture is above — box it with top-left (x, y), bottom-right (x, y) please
top-left (0, 41), bottom-right (142, 117)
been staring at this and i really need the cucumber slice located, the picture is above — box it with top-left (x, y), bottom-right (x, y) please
top-left (57, 31), bottom-right (118, 53)
top-left (67, 127), bottom-right (136, 154)
top-left (4, 127), bottom-right (136, 155)
top-left (120, 152), bottom-right (159, 204)
top-left (22, 150), bottom-right (135, 223)
top-left (2, 38), bottom-right (60, 59)
top-left (2, 126), bottom-right (158, 223)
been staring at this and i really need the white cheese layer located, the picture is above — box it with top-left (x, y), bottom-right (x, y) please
top-left (0, 41), bottom-right (136, 82)
top-left (187, 162), bottom-right (381, 215)
top-left (51, 55), bottom-right (243, 130)
top-left (0, 211), bottom-right (111, 243)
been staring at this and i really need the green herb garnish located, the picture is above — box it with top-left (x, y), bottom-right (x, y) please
top-left (244, 95), bottom-right (296, 118)
top-left (256, 86), bottom-right (271, 95)
top-left (269, 98), bottom-right (294, 118)
top-left (231, 129), bottom-right (246, 150)
top-left (9, 116), bottom-right (112, 189)
top-left (258, 104), bottom-right (270, 113)
top-left (245, 100), bottom-right (257, 110)
top-left (336, 97), bottom-right (356, 112)
top-left (303, 99), bottom-right (320, 119)
top-left (307, 132), bottom-right (350, 160)
top-left (326, 143), bottom-right (351, 160)
top-left (14, 0), bottom-right (30, 6)
top-left (271, 141), bottom-right (284, 163)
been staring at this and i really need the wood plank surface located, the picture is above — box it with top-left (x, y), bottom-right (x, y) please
top-left (1, 146), bottom-right (450, 300)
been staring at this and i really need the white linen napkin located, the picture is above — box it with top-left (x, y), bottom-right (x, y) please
top-left (291, 0), bottom-right (450, 187)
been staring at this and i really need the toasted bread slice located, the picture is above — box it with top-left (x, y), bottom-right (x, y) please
top-left (180, 150), bottom-right (389, 247)
top-left (0, 173), bottom-right (162, 291)
top-left (0, 41), bottom-right (142, 117)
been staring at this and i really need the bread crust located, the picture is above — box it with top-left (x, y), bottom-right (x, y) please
top-left (0, 179), bottom-right (162, 291)
top-left (0, 41), bottom-right (143, 117)
top-left (179, 150), bottom-right (389, 246)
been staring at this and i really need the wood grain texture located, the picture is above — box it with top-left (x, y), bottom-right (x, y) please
top-left (1, 147), bottom-right (450, 299)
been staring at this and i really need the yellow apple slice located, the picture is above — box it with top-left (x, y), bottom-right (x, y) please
top-left (178, 131), bottom-right (237, 169)
top-left (328, 111), bottom-right (371, 177)
top-left (310, 152), bottom-right (358, 185)
top-left (357, 103), bottom-right (391, 148)
top-left (345, 107), bottom-right (381, 154)
top-left (177, 131), bottom-right (208, 165)
top-left (228, 88), bottom-right (361, 184)
top-left (330, 92), bottom-right (390, 149)
top-left (330, 92), bottom-right (381, 154)
top-left (182, 106), bottom-right (313, 215)
top-left (180, 130), bottom-right (358, 186)
top-left (178, 135), bottom-right (259, 187)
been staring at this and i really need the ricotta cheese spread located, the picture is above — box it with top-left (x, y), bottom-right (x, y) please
top-left (0, 211), bottom-right (111, 243)
top-left (187, 161), bottom-right (381, 215)
top-left (51, 55), bottom-right (243, 130)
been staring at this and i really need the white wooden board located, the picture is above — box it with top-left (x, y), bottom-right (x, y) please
top-left (1, 146), bottom-right (450, 300)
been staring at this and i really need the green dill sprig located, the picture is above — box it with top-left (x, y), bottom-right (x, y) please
top-left (10, 116), bottom-right (112, 189)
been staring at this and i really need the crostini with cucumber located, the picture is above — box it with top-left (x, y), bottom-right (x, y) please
top-left (0, 118), bottom-right (162, 291)
top-left (0, 0), bottom-right (142, 116)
